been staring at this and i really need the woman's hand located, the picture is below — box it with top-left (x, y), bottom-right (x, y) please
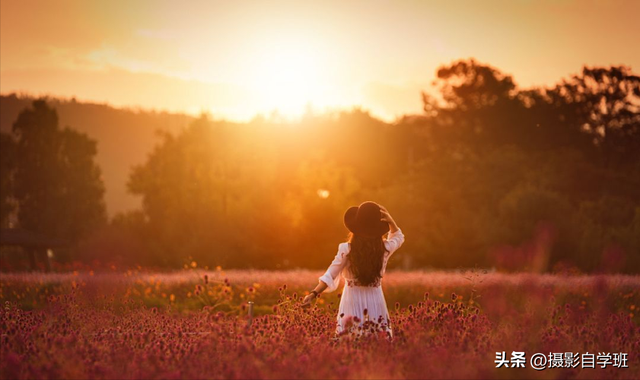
top-left (301, 293), bottom-right (316, 308)
top-left (380, 206), bottom-right (399, 232)
top-left (301, 282), bottom-right (327, 308)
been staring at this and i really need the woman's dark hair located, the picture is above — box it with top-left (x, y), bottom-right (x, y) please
top-left (347, 232), bottom-right (388, 286)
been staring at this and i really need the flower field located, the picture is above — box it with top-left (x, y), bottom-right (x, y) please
top-left (1, 269), bottom-right (639, 379)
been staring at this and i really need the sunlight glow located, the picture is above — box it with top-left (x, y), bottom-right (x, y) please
top-left (245, 40), bottom-right (326, 117)
top-left (317, 189), bottom-right (330, 199)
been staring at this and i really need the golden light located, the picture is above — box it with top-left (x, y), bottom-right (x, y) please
top-left (317, 189), bottom-right (330, 199)
top-left (245, 38), bottom-right (326, 117)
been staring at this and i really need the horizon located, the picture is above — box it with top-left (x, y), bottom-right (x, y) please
top-left (0, 91), bottom-right (411, 123)
top-left (2, 0), bottom-right (639, 122)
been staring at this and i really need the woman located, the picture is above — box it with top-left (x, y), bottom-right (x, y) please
top-left (301, 201), bottom-right (405, 337)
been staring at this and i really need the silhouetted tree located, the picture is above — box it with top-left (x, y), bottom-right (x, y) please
top-left (432, 58), bottom-right (517, 110)
top-left (6, 61), bottom-right (634, 272)
top-left (0, 132), bottom-right (17, 227)
top-left (127, 116), bottom-right (285, 267)
top-left (127, 115), bottom-right (366, 268)
top-left (548, 66), bottom-right (640, 168)
top-left (414, 59), bottom-right (640, 272)
top-left (11, 100), bottom-right (106, 243)
top-left (423, 59), bottom-right (527, 149)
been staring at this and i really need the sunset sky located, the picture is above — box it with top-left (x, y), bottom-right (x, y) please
top-left (2, 0), bottom-right (639, 121)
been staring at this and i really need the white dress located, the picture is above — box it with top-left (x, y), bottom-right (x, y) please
top-left (319, 229), bottom-right (405, 336)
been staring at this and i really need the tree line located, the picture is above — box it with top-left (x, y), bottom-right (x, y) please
top-left (1, 59), bottom-right (638, 272)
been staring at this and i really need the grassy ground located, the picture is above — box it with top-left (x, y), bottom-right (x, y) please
top-left (1, 269), bottom-right (639, 379)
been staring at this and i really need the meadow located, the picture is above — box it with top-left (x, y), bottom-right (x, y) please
top-left (1, 269), bottom-right (638, 379)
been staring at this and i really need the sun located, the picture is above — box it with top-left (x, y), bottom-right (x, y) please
top-left (247, 42), bottom-right (325, 117)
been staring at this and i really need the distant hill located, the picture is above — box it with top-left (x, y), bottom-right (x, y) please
top-left (0, 93), bottom-right (195, 217)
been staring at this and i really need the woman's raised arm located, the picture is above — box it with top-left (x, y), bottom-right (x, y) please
top-left (380, 206), bottom-right (399, 233)
top-left (381, 206), bottom-right (404, 254)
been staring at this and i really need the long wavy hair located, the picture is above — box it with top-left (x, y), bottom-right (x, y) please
top-left (347, 232), bottom-right (388, 286)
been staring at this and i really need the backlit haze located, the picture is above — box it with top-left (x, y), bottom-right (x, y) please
top-left (2, 0), bottom-right (639, 121)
